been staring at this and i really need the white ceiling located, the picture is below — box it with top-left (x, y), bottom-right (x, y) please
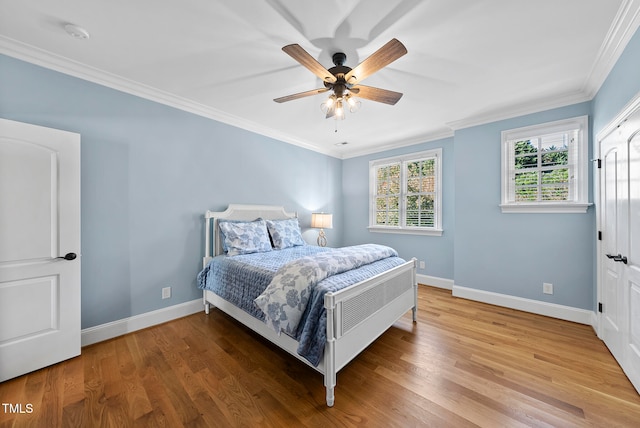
top-left (1, 0), bottom-right (639, 158)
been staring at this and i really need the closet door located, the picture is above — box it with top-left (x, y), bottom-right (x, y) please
top-left (600, 123), bottom-right (627, 364)
top-left (0, 119), bottom-right (81, 382)
top-left (623, 111), bottom-right (640, 391)
top-left (599, 106), bottom-right (640, 394)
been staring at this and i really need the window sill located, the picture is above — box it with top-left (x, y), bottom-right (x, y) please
top-left (500, 203), bottom-right (592, 213)
top-left (368, 226), bottom-right (443, 236)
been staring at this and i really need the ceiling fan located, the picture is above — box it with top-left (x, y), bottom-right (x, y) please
top-left (274, 39), bottom-right (407, 119)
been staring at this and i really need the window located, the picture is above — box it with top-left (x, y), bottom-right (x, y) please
top-left (369, 149), bottom-right (442, 235)
top-left (501, 116), bottom-right (590, 213)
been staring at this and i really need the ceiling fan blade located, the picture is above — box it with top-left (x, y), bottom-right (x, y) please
top-left (274, 87), bottom-right (329, 103)
top-left (350, 85), bottom-right (403, 105)
top-left (282, 44), bottom-right (337, 84)
top-left (344, 38), bottom-right (407, 85)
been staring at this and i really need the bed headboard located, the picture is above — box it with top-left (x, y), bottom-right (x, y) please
top-left (204, 204), bottom-right (298, 263)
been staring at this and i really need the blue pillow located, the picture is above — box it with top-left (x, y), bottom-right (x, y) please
top-left (266, 218), bottom-right (305, 249)
top-left (218, 219), bottom-right (272, 256)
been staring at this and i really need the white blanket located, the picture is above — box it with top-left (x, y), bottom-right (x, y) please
top-left (254, 244), bottom-right (398, 335)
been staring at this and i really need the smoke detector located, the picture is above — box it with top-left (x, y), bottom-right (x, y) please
top-left (64, 24), bottom-right (90, 40)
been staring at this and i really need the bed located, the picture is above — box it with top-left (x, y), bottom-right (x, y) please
top-left (198, 204), bottom-right (417, 406)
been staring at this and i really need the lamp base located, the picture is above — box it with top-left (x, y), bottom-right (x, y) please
top-left (317, 229), bottom-right (327, 247)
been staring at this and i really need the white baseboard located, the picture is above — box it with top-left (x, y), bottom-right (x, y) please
top-left (417, 274), bottom-right (453, 290)
top-left (81, 298), bottom-right (203, 347)
top-left (452, 285), bottom-right (594, 325)
top-left (80, 284), bottom-right (598, 347)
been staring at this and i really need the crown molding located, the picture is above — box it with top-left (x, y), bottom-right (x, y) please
top-left (582, 0), bottom-right (640, 98)
top-left (2, 0), bottom-right (639, 160)
top-left (446, 90), bottom-right (592, 131)
top-left (339, 129), bottom-right (454, 159)
top-left (447, 0), bottom-right (640, 132)
top-left (0, 36), bottom-right (342, 159)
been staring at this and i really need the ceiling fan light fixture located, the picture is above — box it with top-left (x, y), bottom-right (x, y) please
top-left (335, 100), bottom-right (345, 120)
top-left (346, 94), bottom-right (361, 113)
top-left (320, 94), bottom-right (336, 114)
top-left (276, 39), bottom-right (406, 122)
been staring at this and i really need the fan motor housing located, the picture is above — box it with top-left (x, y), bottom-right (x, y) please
top-left (326, 52), bottom-right (352, 88)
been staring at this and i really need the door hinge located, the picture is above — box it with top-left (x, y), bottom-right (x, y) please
top-left (598, 231), bottom-right (602, 241)
top-left (598, 302), bottom-right (603, 313)
top-left (597, 159), bottom-right (601, 168)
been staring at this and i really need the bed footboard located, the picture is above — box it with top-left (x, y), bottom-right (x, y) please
top-left (323, 258), bottom-right (417, 406)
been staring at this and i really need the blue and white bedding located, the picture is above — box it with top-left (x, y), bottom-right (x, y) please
top-left (197, 244), bottom-right (406, 366)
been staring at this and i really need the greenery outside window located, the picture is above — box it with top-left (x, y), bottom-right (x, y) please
top-left (501, 116), bottom-right (590, 213)
top-left (369, 149), bottom-right (442, 235)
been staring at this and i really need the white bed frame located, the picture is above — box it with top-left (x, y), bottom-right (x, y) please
top-left (202, 204), bottom-right (417, 406)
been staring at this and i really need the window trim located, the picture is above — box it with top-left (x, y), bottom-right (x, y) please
top-left (500, 115), bottom-right (590, 213)
top-left (368, 149), bottom-right (443, 236)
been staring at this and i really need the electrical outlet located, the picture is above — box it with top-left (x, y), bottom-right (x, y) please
top-left (419, 260), bottom-right (426, 269)
top-left (543, 282), bottom-right (553, 295)
top-left (162, 287), bottom-right (171, 299)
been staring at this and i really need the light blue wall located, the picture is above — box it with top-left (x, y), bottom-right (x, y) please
top-left (0, 55), bottom-right (343, 329)
top-left (342, 137), bottom-right (455, 280)
top-left (343, 25), bottom-right (640, 313)
top-left (453, 103), bottom-right (594, 310)
top-left (1, 23), bottom-right (638, 328)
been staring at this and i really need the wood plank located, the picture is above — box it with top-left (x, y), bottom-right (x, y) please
top-left (1, 285), bottom-right (639, 427)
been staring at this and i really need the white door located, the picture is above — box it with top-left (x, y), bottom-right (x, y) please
top-left (600, 125), bottom-right (628, 364)
top-left (624, 111), bottom-right (640, 391)
top-left (0, 118), bottom-right (81, 382)
top-left (598, 106), bottom-right (640, 393)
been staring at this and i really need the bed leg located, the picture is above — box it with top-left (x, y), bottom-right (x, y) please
top-left (326, 386), bottom-right (335, 407)
top-left (412, 278), bottom-right (418, 323)
top-left (204, 302), bottom-right (210, 314)
top-left (325, 301), bottom-right (336, 407)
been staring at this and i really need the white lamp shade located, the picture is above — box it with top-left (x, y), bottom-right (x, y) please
top-left (311, 213), bottom-right (333, 229)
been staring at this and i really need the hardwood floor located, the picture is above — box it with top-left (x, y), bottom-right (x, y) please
top-left (1, 285), bottom-right (640, 427)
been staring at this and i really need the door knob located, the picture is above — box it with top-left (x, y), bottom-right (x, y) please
top-left (605, 253), bottom-right (628, 264)
top-left (613, 255), bottom-right (628, 264)
top-left (57, 252), bottom-right (77, 261)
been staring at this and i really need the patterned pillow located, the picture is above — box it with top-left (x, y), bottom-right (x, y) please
top-left (218, 219), bottom-right (272, 256)
top-left (266, 218), bottom-right (305, 249)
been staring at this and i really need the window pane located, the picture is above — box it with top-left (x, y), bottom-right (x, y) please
top-left (421, 211), bottom-right (434, 227)
top-left (407, 195), bottom-right (419, 210)
top-left (407, 177), bottom-right (420, 193)
top-left (541, 150), bottom-right (568, 167)
top-left (407, 161), bottom-right (420, 177)
top-left (421, 177), bottom-right (434, 192)
top-left (406, 210), bottom-right (419, 226)
top-left (376, 197), bottom-right (386, 210)
top-left (422, 195), bottom-right (434, 210)
top-left (515, 186), bottom-right (538, 201)
top-left (405, 210), bottom-right (435, 227)
top-left (516, 154), bottom-right (538, 169)
top-left (541, 168), bottom-right (569, 184)
top-left (514, 140), bottom-right (538, 155)
top-left (389, 196), bottom-right (399, 210)
top-left (515, 171), bottom-right (538, 186)
top-left (541, 185), bottom-right (569, 201)
top-left (389, 178), bottom-right (400, 194)
top-left (388, 211), bottom-right (399, 226)
top-left (422, 159), bottom-right (435, 176)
